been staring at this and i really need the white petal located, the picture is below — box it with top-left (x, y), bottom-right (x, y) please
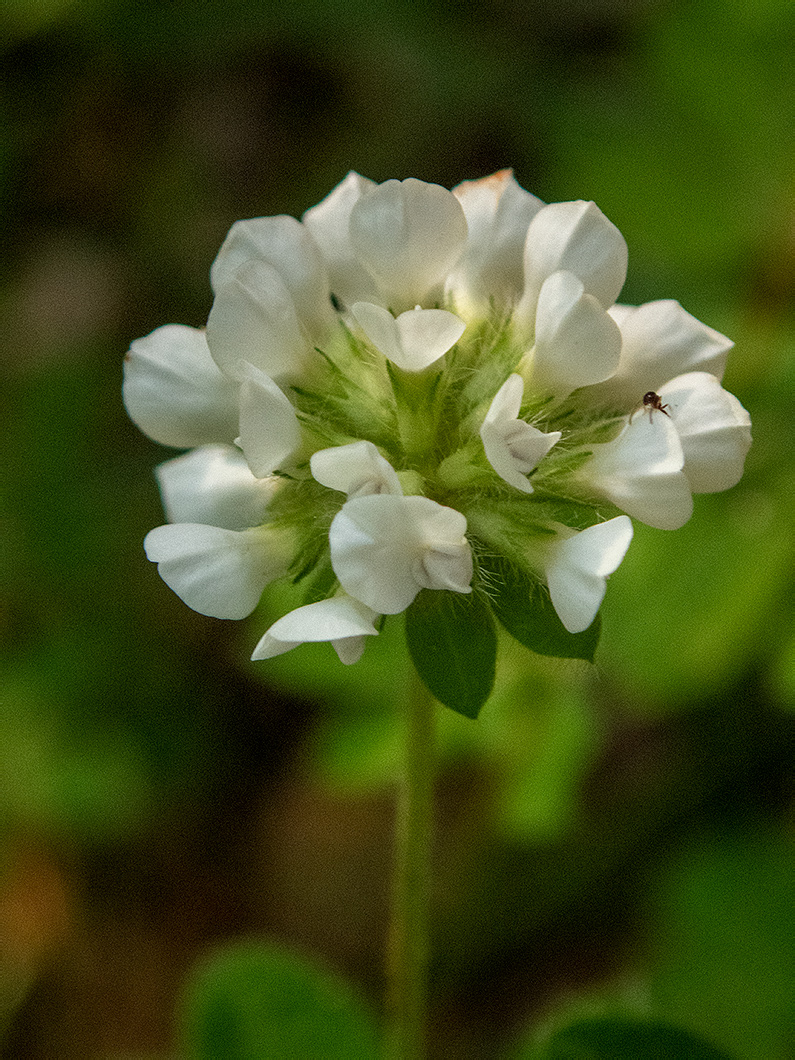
top-left (545, 516), bottom-right (633, 633)
top-left (606, 302), bottom-right (634, 329)
top-left (518, 200), bottom-right (628, 324)
top-left (349, 178), bottom-right (468, 309)
top-left (329, 494), bottom-right (472, 614)
top-left (144, 523), bottom-right (286, 619)
top-left (395, 306), bottom-right (466, 368)
top-left (301, 172), bottom-right (380, 306)
top-left (446, 169), bottom-right (544, 311)
top-left (351, 302), bottom-right (465, 371)
top-left (310, 440), bottom-right (403, 496)
top-left (531, 271), bottom-right (622, 394)
top-left (485, 371), bottom-right (523, 421)
top-left (155, 445), bottom-right (278, 529)
top-left (413, 545), bottom-right (474, 595)
top-left (596, 300), bottom-right (734, 407)
top-left (210, 215), bottom-right (334, 339)
top-left (251, 596), bottom-right (379, 663)
top-left (206, 260), bottom-right (309, 383)
top-left (658, 372), bottom-right (752, 493)
top-left (123, 325), bottom-right (239, 448)
top-left (480, 375), bottom-right (560, 493)
top-left (237, 363), bottom-right (302, 477)
top-left (581, 412), bottom-right (693, 530)
top-left (349, 302), bottom-right (402, 361)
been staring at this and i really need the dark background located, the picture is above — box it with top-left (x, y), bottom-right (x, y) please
top-left (1, 0), bottom-right (794, 1056)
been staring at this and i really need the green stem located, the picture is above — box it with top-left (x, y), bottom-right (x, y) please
top-left (387, 670), bottom-right (436, 1060)
top-left (388, 363), bottom-right (440, 465)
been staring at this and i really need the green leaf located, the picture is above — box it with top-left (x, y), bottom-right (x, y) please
top-left (515, 1014), bottom-right (735, 1060)
top-left (405, 590), bottom-right (496, 719)
top-left (180, 942), bottom-right (380, 1060)
top-left (481, 556), bottom-right (600, 663)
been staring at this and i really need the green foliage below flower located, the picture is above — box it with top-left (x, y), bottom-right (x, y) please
top-left (180, 943), bottom-right (380, 1060)
top-left (405, 590), bottom-right (497, 719)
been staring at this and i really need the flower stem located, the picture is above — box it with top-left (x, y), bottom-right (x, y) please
top-left (388, 363), bottom-right (440, 466)
top-left (387, 670), bottom-right (435, 1060)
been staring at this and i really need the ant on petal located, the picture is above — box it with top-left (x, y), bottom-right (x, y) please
top-left (631, 391), bottom-right (671, 423)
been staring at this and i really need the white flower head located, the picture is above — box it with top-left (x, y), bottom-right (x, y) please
top-left (127, 170), bottom-right (750, 699)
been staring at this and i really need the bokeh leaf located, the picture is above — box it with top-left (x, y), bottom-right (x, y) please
top-left (180, 941), bottom-right (380, 1060)
top-left (512, 1013), bottom-right (734, 1060)
top-left (648, 830), bottom-right (795, 1060)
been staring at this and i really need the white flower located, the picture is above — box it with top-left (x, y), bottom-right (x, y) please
top-left (206, 260), bottom-right (311, 384)
top-left (236, 362), bottom-right (302, 478)
top-left (251, 595), bottom-right (380, 664)
top-left (544, 516), bottom-right (634, 633)
top-left (144, 523), bottom-right (289, 619)
top-left (658, 371), bottom-right (752, 493)
top-left (446, 169), bottom-right (543, 313)
top-left (350, 302), bottom-right (466, 372)
top-left (301, 171), bottom-right (380, 307)
top-left (348, 177), bottom-right (468, 310)
top-left (155, 444), bottom-right (278, 529)
top-left (209, 214), bottom-right (335, 341)
top-left (480, 374), bottom-right (561, 493)
top-left (592, 300), bottom-right (734, 408)
top-left (329, 494), bottom-right (472, 614)
top-left (578, 411), bottom-right (693, 530)
top-left (517, 199), bottom-right (628, 326)
top-left (123, 324), bottom-right (239, 448)
top-left (528, 270), bottom-right (622, 395)
top-left (310, 440), bottom-right (403, 497)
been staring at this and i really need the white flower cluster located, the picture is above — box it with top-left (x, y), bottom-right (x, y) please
top-left (124, 171), bottom-right (751, 667)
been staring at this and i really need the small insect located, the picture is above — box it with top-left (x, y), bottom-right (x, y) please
top-left (631, 390), bottom-right (671, 423)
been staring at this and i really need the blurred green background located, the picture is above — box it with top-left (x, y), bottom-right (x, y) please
top-left (1, 0), bottom-right (793, 1057)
